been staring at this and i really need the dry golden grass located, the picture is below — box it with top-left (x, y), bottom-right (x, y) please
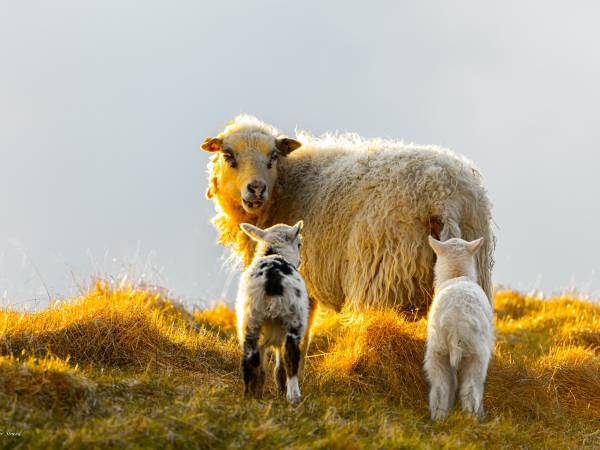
top-left (0, 282), bottom-right (238, 374)
top-left (194, 302), bottom-right (237, 336)
top-left (0, 285), bottom-right (598, 449)
top-left (0, 354), bottom-right (95, 415)
top-left (314, 310), bottom-right (428, 406)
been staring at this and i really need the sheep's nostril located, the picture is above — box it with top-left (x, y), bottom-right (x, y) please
top-left (247, 182), bottom-right (266, 198)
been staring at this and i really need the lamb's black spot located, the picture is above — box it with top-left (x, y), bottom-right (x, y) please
top-left (294, 288), bottom-right (301, 297)
top-left (283, 330), bottom-right (301, 376)
top-left (265, 266), bottom-right (284, 296)
top-left (272, 257), bottom-right (294, 275)
top-left (242, 337), bottom-right (262, 394)
top-left (243, 350), bottom-right (260, 375)
top-left (262, 257), bottom-right (295, 296)
top-left (275, 358), bottom-right (286, 392)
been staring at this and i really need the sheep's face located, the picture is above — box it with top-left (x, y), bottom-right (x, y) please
top-left (203, 131), bottom-right (301, 217)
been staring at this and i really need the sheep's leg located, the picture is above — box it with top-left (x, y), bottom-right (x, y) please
top-left (424, 351), bottom-right (455, 421)
top-left (458, 355), bottom-right (488, 419)
top-left (440, 216), bottom-right (461, 241)
top-left (283, 328), bottom-right (302, 404)
top-left (274, 349), bottom-right (287, 393)
top-left (429, 216), bottom-right (445, 240)
top-left (242, 329), bottom-right (264, 398)
top-left (299, 297), bottom-right (317, 377)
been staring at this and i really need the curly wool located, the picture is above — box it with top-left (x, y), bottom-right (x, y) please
top-left (207, 116), bottom-right (495, 312)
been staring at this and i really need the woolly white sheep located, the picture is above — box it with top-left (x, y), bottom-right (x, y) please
top-left (202, 115), bottom-right (494, 312)
top-left (236, 220), bottom-right (310, 404)
top-left (424, 236), bottom-right (495, 421)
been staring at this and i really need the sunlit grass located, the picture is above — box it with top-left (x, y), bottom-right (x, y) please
top-left (0, 285), bottom-right (598, 448)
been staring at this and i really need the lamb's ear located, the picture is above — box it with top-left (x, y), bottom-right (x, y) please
top-left (275, 137), bottom-right (302, 156)
top-left (466, 237), bottom-right (484, 255)
top-left (292, 220), bottom-right (304, 238)
top-left (428, 236), bottom-right (447, 256)
top-left (240, 223), bottom-right (266, 242)
top-left (201, 137), bottom-right (223, 152)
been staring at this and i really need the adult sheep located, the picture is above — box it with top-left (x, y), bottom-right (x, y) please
top-left (202, 115), bottom-right (494, 312)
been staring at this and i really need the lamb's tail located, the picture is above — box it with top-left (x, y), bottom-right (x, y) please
top-left (448, 334), bottom-right (463, 370)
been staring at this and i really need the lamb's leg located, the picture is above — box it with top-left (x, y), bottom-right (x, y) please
top-left (274, 349), bottom-right (287, 393)
top-left (242, 329), bottom-right (264, 398)
top-left (283, 328), bottom-right (302, 404)
top-left (458, 355), bottom-right (488, 419)
top-left (299, 297), bottom-right (317, 377)
top-left (424, 351), bottom-right (455, 421)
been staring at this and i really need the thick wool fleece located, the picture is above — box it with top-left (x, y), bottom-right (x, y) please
top-left (207, 115), bottom-right (495, 311)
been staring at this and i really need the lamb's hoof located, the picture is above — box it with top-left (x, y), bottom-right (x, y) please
top-left (474, 408), bottom-right (485, 422)
top-left (460, 407), bottom-right (485, 422)
top-left (244, 391), bottom-right (262, 400)
top-left (430, 408), bottom-right (448, 422)
top-left (286, 393), bottom-right (302, 405)
top-left (286, 377), bottom-right (302, 404)
top-left (244, 384), bottom-right (264, 399)
top-left (274, 370), bottom-right (287, 393)
top-left (461, 397), bottom-right (484, 420)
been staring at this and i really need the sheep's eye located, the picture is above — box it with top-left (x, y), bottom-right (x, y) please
top-left (267, 152), bottom-right (278, 169)
top-left (222, 150), bottom-right (237, 168)
top-left (297, 241), bottom-right (302, 249)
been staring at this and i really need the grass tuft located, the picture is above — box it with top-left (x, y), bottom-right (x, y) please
top-left (0, 354), bottom-right (95, 415)
top-left (0, 282), bottom-right (238, 373)
top-left (315, 310), bottom-right (428, 406)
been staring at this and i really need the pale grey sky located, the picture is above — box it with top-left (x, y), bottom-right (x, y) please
top-left (1, 1), bottom-right (599, 308)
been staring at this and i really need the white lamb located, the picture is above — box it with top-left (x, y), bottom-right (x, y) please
top-left (236, 220), bottom-right (309, 404)
top-left (424, 236), bottom-right (495, 421)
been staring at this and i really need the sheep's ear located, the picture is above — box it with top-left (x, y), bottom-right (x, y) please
top-left (428, 236), bottom-right (447, 256)
top-left (240, 223), bottom-right (266, 242)
top-left (205, 176), bottom-right (218, 199)
top-left (293, 220), bottom-right (303, 238)
top-left (466, 237), bottom-right (484, 256)
top-left (275, 137), bottom-right (302, 156)
top-left (201, 137), bottom-right (223, 152)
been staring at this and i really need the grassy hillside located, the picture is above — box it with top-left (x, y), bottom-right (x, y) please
top-left (0, 283), bottom-right (598, 449)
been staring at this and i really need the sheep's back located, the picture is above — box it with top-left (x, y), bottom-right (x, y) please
top-left (269, 142), bottom-right (492, 311)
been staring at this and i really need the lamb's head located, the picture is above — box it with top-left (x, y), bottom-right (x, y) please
top-left (428, 236), bottom-right (484, 287)
top-left (202, 115), bottom-right (301, 218)
top-left (240, 221), bottom-right (304, 268)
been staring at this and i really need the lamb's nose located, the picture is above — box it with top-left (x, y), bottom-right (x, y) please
top-left (247, 181), bottom-right (266, 197)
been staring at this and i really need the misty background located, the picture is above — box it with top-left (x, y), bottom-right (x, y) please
top-left (1, 2), bottom-right (599, 309)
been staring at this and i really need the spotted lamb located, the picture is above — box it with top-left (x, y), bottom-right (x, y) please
top-left (236, 220), bottom-right (311, 404)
